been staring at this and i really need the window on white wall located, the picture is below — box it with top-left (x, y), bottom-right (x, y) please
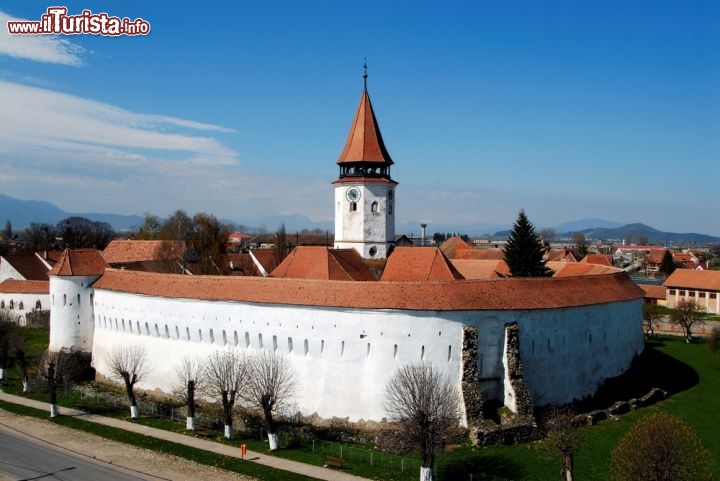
top-left (198, 329), bottom-right (203, 342)
top-left (447, 345), bottom-right (452, 362)
top-left (165, 325), bottom-right (170, 339)
top-left (234, 331), bottom-right (239, 346)
top-left (209, 329), bottom-right (215, 344)
top-left (394, 344), bottom-right (398, 360)
top-left (288, 337), bottom-right (293, 353)
top-left (421, 345), bottom-right (425, 362)
top-left (341, 341), bottom-right (345, 357)
top-left (320, 339), bottom-right (325, 355)
top-left (245, 332), bottom-right (250, 348)
top-left (304, 339), bottom-right (309, 356)
top-left (63, 294), bottom-right (66, 306)
top-left (223, 330), bottom-right (228, 345)
top-left (145, 322), bottom-right (150, 335)
top-left (371, 201), bottom-right (378, 213)
top-left (36, 300), bottom-right (42, 309)
top-left (273, 335), bottom-right (278, 352)
top-left (186, 327), bottom-right (191, 341)
top-left (258, 333), bottom-right (264, 349)
top-left (175, 326), bottom-right (180, 339)
top-left (77, 293), bottom-right (81, 305)
top-left (366, 343), bottom-right (370, 358)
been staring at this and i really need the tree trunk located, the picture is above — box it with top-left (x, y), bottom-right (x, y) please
top-left (263, 407), bottom-right (278, 450)
top-left (50, 403), bottom-right (59, 418)
top-left (130, 405), bottom-right (139, 419)
top-left (221, 391), bottom-right (233, 439)
top-left (0, 368), bottom-right (5, 381)
top-left (186, 416), bottom-right (195, 430)
top-left (420, 467), bottom-right (432, 481)
top-left (561, 453), bottom-right (574, 481)
top-left (268, 432), bottom-right (279, 450)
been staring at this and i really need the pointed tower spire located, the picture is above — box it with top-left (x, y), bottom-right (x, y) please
top-left (336, 63), bottom-right (394, 168)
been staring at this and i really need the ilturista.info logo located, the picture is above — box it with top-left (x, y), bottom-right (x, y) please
top-left (7, 7), bottom-right (150, 36)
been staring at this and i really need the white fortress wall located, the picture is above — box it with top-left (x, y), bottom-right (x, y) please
top-left (49, 276), bottom-right (98, 353)
top-left (513, 298), bottom-right (644, 406)
top-left (91, 289), bottom-right (466, 422)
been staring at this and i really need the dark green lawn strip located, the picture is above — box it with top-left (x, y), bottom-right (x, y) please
top-left (0, 400), bottom-right (318, 481)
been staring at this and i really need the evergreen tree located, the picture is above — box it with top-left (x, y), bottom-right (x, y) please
top-left (503, 210), bottom-right (554, 277)
top-left (659, 250), bottom-right (677, 276)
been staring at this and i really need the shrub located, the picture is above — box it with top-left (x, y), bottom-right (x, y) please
top-left (610, 412), bottom-right (712, 481)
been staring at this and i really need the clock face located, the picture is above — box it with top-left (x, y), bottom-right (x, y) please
top-left (346, 187), bottom-right (361, 202)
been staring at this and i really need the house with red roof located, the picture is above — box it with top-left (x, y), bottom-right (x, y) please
top-left (664, 269), bottom-right (720, 314)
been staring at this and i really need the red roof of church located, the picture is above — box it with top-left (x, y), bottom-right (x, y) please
top-left (271, 247), bottom-right (376, 281)
top-left (381, 247), bottom-right (464, 281)
top-left (92, 269), bottom-right (643, 311)
top-left (48, 249), bottom-right (108, 276)
top-left (336, 87), bottom-right (393, 165)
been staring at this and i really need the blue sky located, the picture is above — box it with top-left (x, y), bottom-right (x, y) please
top-left (1, 1), bottom-right (718, 236)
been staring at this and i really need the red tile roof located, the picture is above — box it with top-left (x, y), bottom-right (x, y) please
top-left (92, 269), bottom-right (643, 311)
top-left (637, 284), bottom-right (666, 300)
top-left (663, 269), bottom-right (720, 291)
top-left (271, 247), bottom-right (376, 281)
top-left (336, 87), bottom-right (393, 165)
top-left (455, 247), bottom-right (505, 261)
top-left (0, 279), bottom-right (49, 294)
top-left (381, 247), bottom-right (464, 281)
top-left (450, 259), bottom-right (509, 279)
top-left (581, 255), bottom-right (613, 267)
top-left (48, 249), bottom-right (108, 276)
top-left (548, 262), bottom-right (621, 277)
top-left (545, 248), bottom-right (577, 263)
top-left (1, 254), bottom-right (51, 280)
top-left (102, 240), bottom-right (167, 264)
top-left (439, 236), bottom-right (473, 259)
top-left (250, 249), bottom-right (281, 275)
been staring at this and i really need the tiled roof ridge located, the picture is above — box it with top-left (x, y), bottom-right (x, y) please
top-left (93, 268), bottom-right (643, 311)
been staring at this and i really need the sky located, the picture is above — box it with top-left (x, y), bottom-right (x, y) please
top-left (1, 1), bottom-right (718, 236)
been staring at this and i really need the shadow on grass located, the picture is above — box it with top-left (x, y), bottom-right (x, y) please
top-left (575, 340), bottom-right (699, 412)
top-left (437, 451), bottom-right (526, 481)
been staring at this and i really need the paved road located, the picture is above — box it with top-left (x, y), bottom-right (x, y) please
top-left (0, 423), bottom-right (165, 481)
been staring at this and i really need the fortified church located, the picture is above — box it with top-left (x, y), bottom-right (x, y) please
top-left (43, 73), bottom-right (645, 425)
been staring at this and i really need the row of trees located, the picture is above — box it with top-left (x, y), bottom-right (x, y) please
top-left (14, 217), bottom-right (116, 252)
top-left (103, 346), bottom-right (295, 450)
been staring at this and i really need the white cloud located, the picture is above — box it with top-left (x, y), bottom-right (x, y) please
top-left (0, 11), bottom-right (85, 65)
top-left (0, 80), bottom-right (237, 163)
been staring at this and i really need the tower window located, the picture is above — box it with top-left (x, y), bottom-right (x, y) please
top-left (350, 202), bottom-right (357, 212)
top-left (369, 246), bottom-right (378, 257)
top-left (371, 201), bottom-right (378, 213)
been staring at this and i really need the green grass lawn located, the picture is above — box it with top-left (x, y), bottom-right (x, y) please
top-left (4, 329), bottom-right (719, 481)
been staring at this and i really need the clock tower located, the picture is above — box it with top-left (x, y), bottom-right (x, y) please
top-left (333, 68), bottom-right (397, 259)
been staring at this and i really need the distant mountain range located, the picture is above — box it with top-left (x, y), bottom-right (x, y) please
top-left (1, 195), bottom-right (718, 244)
top-left (563, 223), bottom-right (720, 245)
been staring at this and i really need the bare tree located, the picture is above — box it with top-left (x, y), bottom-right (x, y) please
top-left (670, 299), bottom-right (705, 343)
top-left (643, 303), bottom-right (662, 338)
top-left (542, 406), bottom-right (583, 481)
top-left (38, 350), bottom-right (81, 417)
top-left (0, 314), bottom-right (23, 382)
top-left (106, 345), bottom-right (151, 419)
top-left (203, 350), bottom-right (247, 439)
top-left (610, 412), bottom-right (712, 481)
top-left (385, 364), bottom-right (462, 481)
top-left (242, 351), bottom-right (296, 450)
top-left (173, 356), bottom-right (204, 430)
